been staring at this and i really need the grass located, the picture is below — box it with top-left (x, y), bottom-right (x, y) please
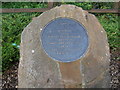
top-left (2, 2), bottom-right (48, 8)
top-left (2, 12), bottom-right (41, 71)
top-left (1, 2), bottom-right (120, 71)
top-left (97, 14), bottom-right (119, 49)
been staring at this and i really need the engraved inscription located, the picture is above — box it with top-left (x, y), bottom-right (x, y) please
top-left (47, 29), bottom-right (81, 53)
top-left (41, 18), bottom-right (88, 62)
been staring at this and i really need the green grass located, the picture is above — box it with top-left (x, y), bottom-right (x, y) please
top-left (63, 2), bottom-right (114, 9)
top-left (97, 14), bottom-right (119, 49)
top-left (2, 12), bottom-right (41, 71)
top-left (2, 2), bottom-right (48, 8)
top-left (2, 2), bottom-right (46, 71)
top-left (1, 2), bottom-right (120, 71)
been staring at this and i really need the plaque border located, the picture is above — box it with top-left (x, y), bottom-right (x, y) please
top-left (40, 17), bottom-right (89, 63)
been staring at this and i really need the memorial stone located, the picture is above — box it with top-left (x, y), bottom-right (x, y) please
top-left (18, 5), bottom-right (110, 88)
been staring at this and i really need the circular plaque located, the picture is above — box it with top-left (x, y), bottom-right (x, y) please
top-left (41, 18), bottom-right (88, 62)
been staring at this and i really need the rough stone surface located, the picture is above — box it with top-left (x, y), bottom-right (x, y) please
top-left (18, 5), bottom-right (110, 88)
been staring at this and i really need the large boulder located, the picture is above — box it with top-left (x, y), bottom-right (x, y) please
top-left (18, 5), bottom-right (110, 88)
